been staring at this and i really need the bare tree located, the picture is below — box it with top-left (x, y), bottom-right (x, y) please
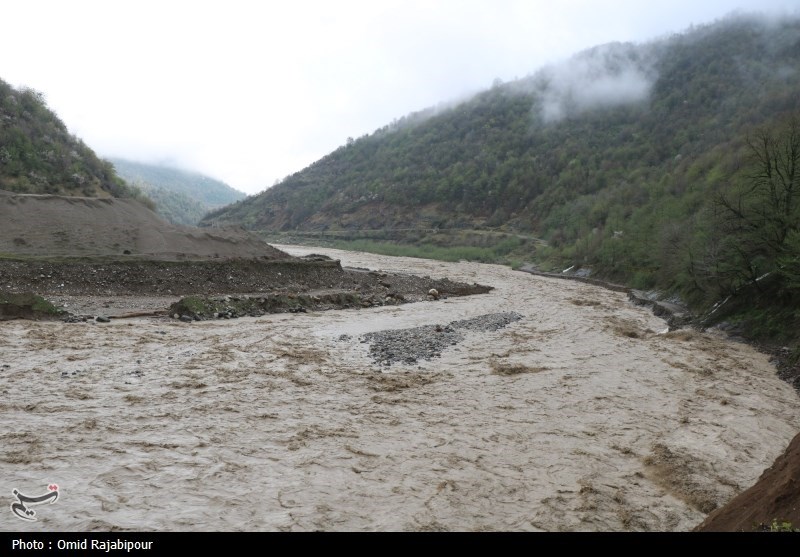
top-left (713, 115), bottom-right (800, 291)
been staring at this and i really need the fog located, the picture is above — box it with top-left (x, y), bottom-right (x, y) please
top-left (537, 43), bottom-right (656, 123)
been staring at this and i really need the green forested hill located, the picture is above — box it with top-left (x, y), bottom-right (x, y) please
top-left (203, 15), bottom-right (800, 338)
top-left (0, 78), bottom-right (147, 202)
top-left (109, 158), bottom-right (246, 225)
top-left (204, 16), bottom-right (799, 238)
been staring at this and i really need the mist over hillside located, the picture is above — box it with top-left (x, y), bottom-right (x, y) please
top-left (109, 158), bottom-right (246, 225)
top-left (205, 15), bottom-right (800, 233)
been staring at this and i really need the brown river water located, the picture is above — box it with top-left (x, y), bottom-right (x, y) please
top-left (2, 246), bottom-right (798, 531)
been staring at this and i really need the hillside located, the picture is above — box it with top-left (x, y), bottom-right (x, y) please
top-left (202, 14), bottom-right (800, 341)
top-left (0, 78), bottom-right (147, 202)
top-left (109, 158), bottom-right (246, 225)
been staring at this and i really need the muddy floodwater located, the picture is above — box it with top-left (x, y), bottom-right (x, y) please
top-left (2, 246), bottom-right (799, 531)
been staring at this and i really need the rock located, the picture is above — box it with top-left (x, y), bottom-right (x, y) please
top-left (179, 315), bottom-right (193, 323)
top-left (629, 289), bottom-right (692, 328)
top-left (95, 316), bottom-right (111, 323)
top-left (428, 288), bottom-right (440, 300)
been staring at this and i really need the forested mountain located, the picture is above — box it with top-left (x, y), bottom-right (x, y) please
top-left (203, 14), bottom-right (800, 338)
top-left (109, 158), bottom-right (245, 225)
top-left (0, 78), bottom-right (148, 203)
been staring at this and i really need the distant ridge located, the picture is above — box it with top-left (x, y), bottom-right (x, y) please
top-left (109, 158), bottom-right (246, 226)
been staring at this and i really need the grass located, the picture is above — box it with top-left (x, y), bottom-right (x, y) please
top-left (767, 519), bottom-right (799, 532)
top-left (260, 228), bottom-right (538, 265)
top-left (0, 291), bottom-right (64, 317)
top-left (326, 240), bottom-right (510, 263)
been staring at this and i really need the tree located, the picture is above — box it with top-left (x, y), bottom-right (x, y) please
top-left (778, 229), bottom-right (800, 291)
top-left (712, 114), bottom-right (800, 294)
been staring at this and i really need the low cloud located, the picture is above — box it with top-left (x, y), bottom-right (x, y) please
top-left (535, 42), bottom-right (656, 123)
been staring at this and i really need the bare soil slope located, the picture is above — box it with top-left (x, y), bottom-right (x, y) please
top-left (0, 191), bottom-right (285, 260)
top-left (696, 432), bottom-right (800, 531)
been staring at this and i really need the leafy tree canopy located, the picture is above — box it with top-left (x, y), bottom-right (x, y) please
top-left (0, 79), bottom-right (150, 205)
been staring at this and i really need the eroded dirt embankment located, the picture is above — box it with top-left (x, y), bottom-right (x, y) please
top-left (0, 256), bottom-right (490, 318)
top-left (695, 431), bottom-right (800, 531)
top-left (0, 191), bottom-right (286, 260)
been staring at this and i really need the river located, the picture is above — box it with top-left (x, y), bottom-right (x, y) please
top-left (2, 246), bottom-right (798, 531)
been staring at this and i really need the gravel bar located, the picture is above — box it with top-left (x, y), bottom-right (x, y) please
top-left (361, 311), bottom-right (523, 366)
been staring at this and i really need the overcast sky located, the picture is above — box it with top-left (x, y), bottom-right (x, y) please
top-left (1, 1), bottom-right (797, 194)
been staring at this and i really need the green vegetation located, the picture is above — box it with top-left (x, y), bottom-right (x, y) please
top-left (322, 239), bottom-right (517, 264)
top-left (109, 158), bottom-right (245, 225)
top-left (262, 228), bottom-right (535, 266)
top-left (0, 291), bottom-right (64, 319)
top-left (205, 14), bottom-right (800, 346)
top-left (168, 292), bottom-right (362, 320)
top-left (767, 519), bottom-right (799, 532)
top-left (169, 295), bottom-right (224, 317)
top-left (0, 79), bottom-right (151, 206)
top-left (673, 115), bottom-right (799, 342)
